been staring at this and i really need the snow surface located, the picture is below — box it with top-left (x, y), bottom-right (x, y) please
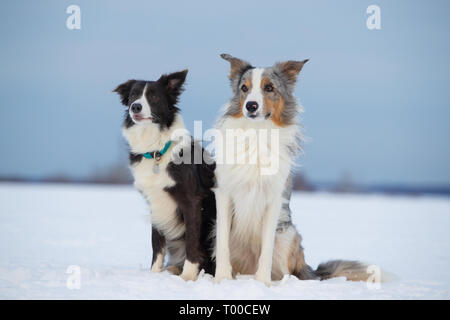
top-left (0, 183), bottom-right (449, 299)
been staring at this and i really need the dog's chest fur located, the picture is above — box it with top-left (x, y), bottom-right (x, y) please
top-left (123, 120), bottom-right (186, 241)
top-left (132, 155), bottom-right (185, 241)
top-left (215, 117), bottom-right (299, 243)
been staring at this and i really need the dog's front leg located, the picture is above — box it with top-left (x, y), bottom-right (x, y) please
top-left (151, 227), bottom-right (166, 272)
top-left (214, 189), bottom-right (233, 283)
top-left (180, 203), bottom-right (203, 281)
top-left (255, 197), bottom-right (282, 286)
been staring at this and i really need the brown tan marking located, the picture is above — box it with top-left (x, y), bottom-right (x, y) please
top-left (278, 60), bottom-right (308, 81)
top-left (288, 233), bottom-right (308, 274)
top-left (260, 77), bottom-right (287, 126)
top-left (166, 265), bottom-right (182, 275)
top-left (221, 54), bottom-right (252, 81)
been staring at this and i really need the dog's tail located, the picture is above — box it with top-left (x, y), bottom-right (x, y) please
top-left (290, 235), bottom-right (379, 282)
top-left (294, 259), bottom-right (373, 282)
top-left (290, 234), bottom-right (379, 282)
top-left (313, 260), bottom-right (372, 281)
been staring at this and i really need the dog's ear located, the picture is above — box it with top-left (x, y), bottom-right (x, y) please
top-left (159, 69), bottom-right (188, 98)
top-left (220, 53), bottom-right (253, 81)
top-left (113, 80), bottom-right (137, 106)
top-left (273, 59), bottom-right (309, 84)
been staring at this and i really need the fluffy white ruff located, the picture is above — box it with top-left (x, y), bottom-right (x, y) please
top-left (214, 114), bottom-right (301, 285)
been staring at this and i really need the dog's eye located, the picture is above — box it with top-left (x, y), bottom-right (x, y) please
top-left (264, 84), bottom-right (274, 92)
top-left (241, 85), bottom-right (248, 93)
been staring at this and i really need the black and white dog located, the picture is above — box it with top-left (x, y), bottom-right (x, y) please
top-left (113, 70), bottom-right (216, 281)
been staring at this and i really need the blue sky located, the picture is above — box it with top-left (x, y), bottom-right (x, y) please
top-left (0, 0), bottom-right (449, 186)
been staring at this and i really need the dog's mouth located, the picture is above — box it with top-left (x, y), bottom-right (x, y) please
top-left (133, 115), bottom-right (153, 122)
top-left (246, 112), bottom-right (271, 120)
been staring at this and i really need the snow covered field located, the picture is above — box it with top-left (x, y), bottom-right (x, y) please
top-left (0, 183), bottom-right (449, 299)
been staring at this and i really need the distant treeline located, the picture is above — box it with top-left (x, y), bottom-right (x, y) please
top-left (1, 168), bottom-right (449, 196)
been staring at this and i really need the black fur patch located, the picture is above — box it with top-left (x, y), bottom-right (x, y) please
top-left (164, 141), bottom-right (216, 274)
top-left (129, 152), bottom-right (143, 165)
top-left (151, 227), bottom-right (166, 265)
top-left (113, 70), bottom-right (187, 130)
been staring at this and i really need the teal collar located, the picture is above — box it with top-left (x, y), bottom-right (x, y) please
top-left (141, 140), bottom-right (172, 160)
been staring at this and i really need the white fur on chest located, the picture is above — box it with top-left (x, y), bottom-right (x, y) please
top-left (131, 157), bottom-right (185, 240)
top-left (122, 115), bottom-right (187, 240)
top-left (215, 117), bottom-right (298, 242)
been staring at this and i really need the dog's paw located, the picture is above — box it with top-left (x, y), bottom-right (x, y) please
top-left (151, 263), bottom-right (163, 273)
top-left (180, 270), bottom-right (199, 282)
top-left (151, 265), bottom-right (162, 273)
top-left (254, 271), bottom-right (272, 287)
top-left (215, 273), bottom-right (232, 283)
top-left (215, 266), bottom-right (233, 283)
top-left (151, 253), bottom-right (165, 273)
top-left (180, 260), bottom-right (199, 282)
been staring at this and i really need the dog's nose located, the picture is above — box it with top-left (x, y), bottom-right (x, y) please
top-left (131, 103), bottom-right (142, 114)
top-left (245, 101), bottom-right (258, 113)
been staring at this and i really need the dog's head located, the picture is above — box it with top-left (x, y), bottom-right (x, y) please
top-left (113, 70), bottom-right (188, 129)
top-left (220, 54), bottom-right (308, 126)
